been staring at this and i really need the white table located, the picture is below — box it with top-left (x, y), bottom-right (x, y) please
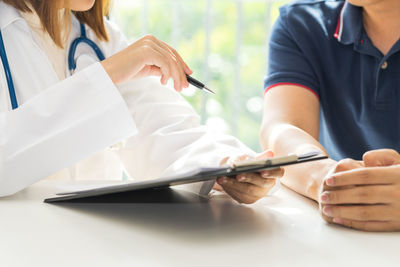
top-left (1, 180), bottom-right (399, 267)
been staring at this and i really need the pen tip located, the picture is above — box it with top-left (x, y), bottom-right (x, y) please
top-left (204, 86), bottom-right (216, 94)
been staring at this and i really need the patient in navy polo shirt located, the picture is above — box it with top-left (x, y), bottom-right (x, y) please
top-left (261, 0), bottom-right (400, 231)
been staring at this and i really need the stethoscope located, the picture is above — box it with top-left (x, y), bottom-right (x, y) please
top-left (0, 23), bottom-right (105, 110)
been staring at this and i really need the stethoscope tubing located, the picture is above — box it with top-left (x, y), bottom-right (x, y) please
top-left (0, 23), bottom-right (105, 110)
top-left (0, 30), bottom-right (18, 110)
top-left (68, 24), bottom-right (105, 71)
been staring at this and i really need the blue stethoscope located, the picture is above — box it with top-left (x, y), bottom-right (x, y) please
top-left (0, 23), bottom-right (105, 110)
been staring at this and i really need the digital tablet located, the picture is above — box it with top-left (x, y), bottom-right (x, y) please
top-left (44, 151), bottom-right (327, 203)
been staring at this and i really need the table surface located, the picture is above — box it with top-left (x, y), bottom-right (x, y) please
top-left (1, 180), bottom-right (399, 267)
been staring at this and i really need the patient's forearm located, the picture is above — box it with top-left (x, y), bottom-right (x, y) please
top-left (261, 123), bottom-right (336, 201)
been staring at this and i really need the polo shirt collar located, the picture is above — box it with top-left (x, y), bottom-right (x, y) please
top-left (334, 2), bottom-right (363, 45)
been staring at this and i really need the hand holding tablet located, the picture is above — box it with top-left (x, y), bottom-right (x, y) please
top-left (215, 150), bottom-right (326, 203)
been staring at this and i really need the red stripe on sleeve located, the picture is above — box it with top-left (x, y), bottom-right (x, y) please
top-left (264, 82), bottom-right (320, 101)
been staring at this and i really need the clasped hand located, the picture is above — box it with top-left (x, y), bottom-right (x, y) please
top-left (215, 150), bottom-right (284, 204)
top-left (320, 149), bottom-right (400, 231)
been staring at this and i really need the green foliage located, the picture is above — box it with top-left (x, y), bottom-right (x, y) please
top-left (112, 0), bottom-right (289, 152)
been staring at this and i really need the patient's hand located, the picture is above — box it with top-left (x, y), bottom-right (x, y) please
top-left (319, 158), bottom-right (364, 224)
top-left (215, 150), bottom-right (284, 204)
top-left (320, 149), bottom-right (400, 231)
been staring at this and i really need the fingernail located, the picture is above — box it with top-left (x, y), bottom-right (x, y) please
top-left (218, 177), bottom-right (228, 185)
top-left (238, 176), bottom-right (246, 182)
top-left (333, 218), bottom-right (343, 224)
top-left (320, 192), bottom-right (330, 203)
top-left (323, 206), bottom-right (333, 216)
top-left (265, 151), bottom-right (274, 157)
top-left (326, 177), bottom-right (334, 186)
top-left (262, 171), bottom-right (271, 178)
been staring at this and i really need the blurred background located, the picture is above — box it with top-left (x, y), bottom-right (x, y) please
top-left (111, 0), bottom-right (289, 152)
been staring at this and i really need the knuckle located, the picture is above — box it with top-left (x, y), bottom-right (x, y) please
top-left (362, 151), bottom-right (374, 161)
top-left (143, 34), bottom-right (156, 41)
top-left (142, 39), bottom-right (153, 46)
top-left (335, 158), bottom-right (353, 172)
top-left (335, 160), bottom-right (347, 172)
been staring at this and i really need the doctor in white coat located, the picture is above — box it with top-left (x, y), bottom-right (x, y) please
top-left (0, 0), bottom-right (283, 203)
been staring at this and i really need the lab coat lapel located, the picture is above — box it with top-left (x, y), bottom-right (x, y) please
top-left (0, 2), bottom-right (20, 30)
top-left (0, 9), bottom-right (60, 108)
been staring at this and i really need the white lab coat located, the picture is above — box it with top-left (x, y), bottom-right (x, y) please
top-left (0, 2), bottom-right (255, 197)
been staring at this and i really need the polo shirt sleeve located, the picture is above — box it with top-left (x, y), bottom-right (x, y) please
top-left (264, 7), bottom-right (320, 98)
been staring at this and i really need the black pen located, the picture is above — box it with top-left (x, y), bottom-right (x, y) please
top-left (186, 75), bottom-right (215, 94)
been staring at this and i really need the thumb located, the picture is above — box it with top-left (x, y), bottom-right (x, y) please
top-left (363, 149), bottom-right (400, 167)
top-left (256, 150), bottom-right (274, 160)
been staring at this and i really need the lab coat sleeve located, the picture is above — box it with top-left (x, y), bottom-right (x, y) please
top-left (0, 63), bottom-right (137, 197)
top-left (102, 20), bottom-right (255, 195)
top-left (116, 77), bottom-right (255, 195)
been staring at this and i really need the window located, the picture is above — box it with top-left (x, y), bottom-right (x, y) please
top-left (112, 0), bottom-right (288, 151)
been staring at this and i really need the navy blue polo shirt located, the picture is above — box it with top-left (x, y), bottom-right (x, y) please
top-left (264, 0), bottom-right (400, 161)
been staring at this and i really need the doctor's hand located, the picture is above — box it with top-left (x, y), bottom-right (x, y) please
top-left (215, 150), bottom-right (284, 204)
top-left (320, 149), bottom-right (400, 232)
top-left (101, 34), bottom-right (192, 91)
